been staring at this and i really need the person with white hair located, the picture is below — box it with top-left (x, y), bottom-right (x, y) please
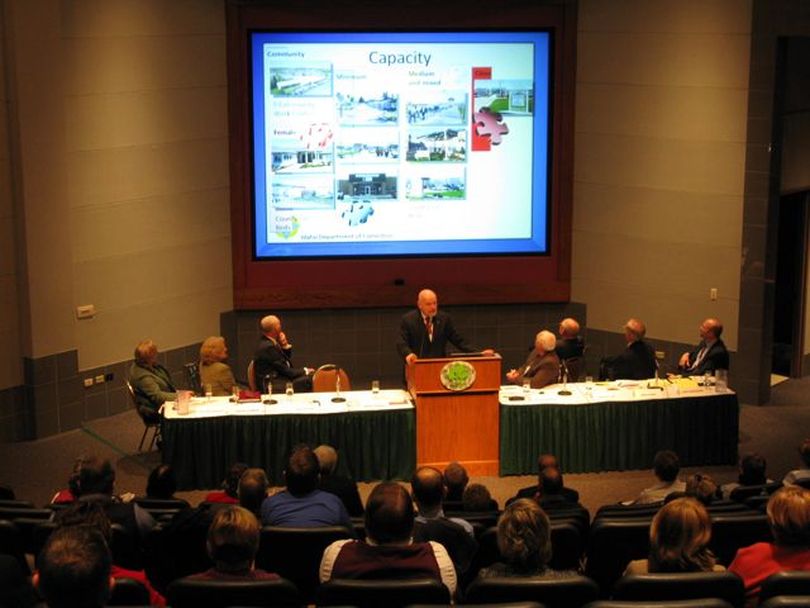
top-left (506, 330), bottom-right (560, 389)
top-left (600, 318), bottom-right (656, 380)
top-left (253, 314), bottom-right (314, 393)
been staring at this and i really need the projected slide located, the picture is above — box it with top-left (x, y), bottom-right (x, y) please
top-left (251, 31), bottom-right (550, 258)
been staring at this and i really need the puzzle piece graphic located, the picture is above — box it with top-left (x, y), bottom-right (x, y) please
top-left (474, 107), bottom-right (509, 145)
top-left (341, 201), bottom-right (374, 227)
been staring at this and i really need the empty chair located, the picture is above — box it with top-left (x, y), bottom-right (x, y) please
top-left (183, 361), bottom-right (202, 395)
top-left (759, 572), bottom-right (810, 604)
top-left (729, 482), bottom-right (783, 502)
top-left (134, 497), bottom-right (190, 521)
top-left (312, 364), bottom-right (352, 392)
top-left (612, 572), bottom-right (745, 608)
top-left (256, 525), bottom-right (352, 600)
top-left (584, 518), bottom-right (651, 594)
top-left (583, 600), bottom-right (734, 608)
top-left (167, 576), bottom-right (300, 608)
top-left (107, 576), bottom-right (150, 606)
top-left (549, 521), bottom-right (585, 571)
top-left (315, 578), bottom-right (450, 607)
top-left (0, 519), bottom-right (29, 575)
top-left (0, 500), bottom-right (34, 510)
top-left (247, 360), bottom-right (257, 391)
top-left (708, 513), bottom-right (772, 566)
top-left (464, 574), bottom-right (599, 608)
top-left (595, 504), bottom-right (661, 520)
top-left (143, 518), bottom-right (213, 595)
top-left (759, 597), bottom-right (810, 608)
top-left (126, 380), bottom-right (160, 451)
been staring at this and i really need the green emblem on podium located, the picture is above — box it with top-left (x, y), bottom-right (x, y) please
top-left (440, 360), bottom-right (476, 391)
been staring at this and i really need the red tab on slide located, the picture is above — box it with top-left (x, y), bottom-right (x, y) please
top-left (472, 67), bottom-right (492, 151)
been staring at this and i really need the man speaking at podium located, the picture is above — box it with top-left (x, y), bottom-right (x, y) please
top-left (397, 289), bottom-right (493, 364)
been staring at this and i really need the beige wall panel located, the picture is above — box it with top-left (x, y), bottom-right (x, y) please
top-left (75, 288), bottom-right (232, 370)
top-left (65, 86), bottom-right (227, 151)
top-left (579, 0), bottom-right (751, 34)
top-left (0, 276), bottom-right (19, 334)
top-left (66, 35), bottom-right (226, 95)
top-left (572, 277), bottom-right (740, 350)
top-left (64, 0), bottom-right (225, 37)
top-left (0, 159), bottom-right (12, 217)
top-left (572, 230), bottom-right (741, 299)
top-left (0, 216), bottom-right (17, 277)
top-left (575, 132), bottom-right (747, 196)
top-left (70, 188), bottom-right (230, 261)
top-left (66, 138), bottom-right (229, 208)
top-left (578, 32), bottom-right (750, 88)
top-left (573, 182), bottom-right (743, 248)
top-left (575, 83), bottom-right (748, 143)
top-left (0, 105), bottom-right (8, 159)
top-left (781, 112), bottom-right (810, 194)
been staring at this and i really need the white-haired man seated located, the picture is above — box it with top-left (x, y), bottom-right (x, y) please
top-left (506, 330), bottom-right (561, 389)
top-left (253, 315), bottom-right (314, 393)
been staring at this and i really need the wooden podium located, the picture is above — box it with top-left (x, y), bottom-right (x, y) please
top-left (406, 354), bottom-right (502, 476)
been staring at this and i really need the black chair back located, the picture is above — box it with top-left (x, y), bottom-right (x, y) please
top-left (143, 513), bottom-right (214, 595)
top-left (583, 600), bottom-right (734, 608)
top-left (464, 574), bottom-right (599, 608)
top-left (549, 521), bottom-right (585, 571)
top-left (29, 520), bottom-right (58, 560)
top-left (708, 513), bottom-right (771, 566)
top-left (758, 596), bottom-right (810, 607)
top-left (134, 497), bottom-right (190, 510)
top-left (0, 520), bottom-right (29, 575)
top-left (108, 576), bottom-right (150, 606)
top-left (315, 577), bottom-right (450, 607)
top-left (0, 486), bottom-right (14, 500)
top-left (256, 525), bottom-right (352, 600)
top-left (760, 572), bottom-right (810, 604)
top-left (595, 504), bottom-right (660, 519)
top-left (167, 575), bottom-right (300, 608)
top-left (184, 362), bottom-right (202, 394)
top-left (0, 500), bottom-right (34, 510)
top-left (584, 518), bottom-right (651, 594)
top-left (612, 572), bottom-right (745, 608)
top-left (729, 482), bottom-right (783, 502)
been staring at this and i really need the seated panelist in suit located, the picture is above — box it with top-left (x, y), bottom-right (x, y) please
top-left (600, 318), bottom-right (657, 380)
top-left (677, 318), bottom-right (729, 376)
top-left (506, 330), bottom-right (560, 389)
top-left (396, 288), bottom-right (494, 364)
top-left (253, 315), bottom-right (313, 393)
top-left (556, 317), bottom-right (585, 360)
top-left (129, 339), bottom-right (176, 419)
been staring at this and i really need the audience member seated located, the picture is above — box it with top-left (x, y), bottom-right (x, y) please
top-left (722, 453), bottom-right (771, 499)
top-left (411, 466), bottom-right (478, 576)
top-left (729, 486), bottom-right (810, 605)
top-left (145, 464), bottom-right (186, 503)
top-left (513, 453), bottom-right (580, 504)
top-left (463, 483), bottom-right (498, 512)
top-left (600, 318), bottom-right (657, 381)
top-left (556, 317), bottom-right (585, 361)
top-left (319, 481), bottom-right (457, 596)
top-left (783, 438), bottom-right (810, 487)
top-left (33, 525), bottom-right (114, 608)
top-left (253, 315), bottom-right (314, 393)
top-left (128, 339), bottom-right (177, 419)
top-left (75, 455), bottom-right (156, 541)
top-left (55, 501), bottom-right (166, 606)
top-left (51, 457), bottom-right (83, 505)
top-left (506, 330), bottom-right (561, 389)
top-left (188, 505), bottom-right (279, 581)
top-left (204, 462), bottom-right (247, 505)
top-left (314, 444), bottom-right (364, 517)
top-left (261, 444), bottom-right (353, 530)
top-left (628, 450), bottom-right (686, 505)
top-left (677, 318), bottom-right (730, 375)
top-left (198, 336), bottom-right (237, 397)
top-left (682, 473), bottom-right (722, 506)
top-left (624, 497), bottom-right (725, 575)
top-left (443, 461), bottom-right (469, 503)
top-left (238, 468), bottom-right (270, 517)
top-left (478, 498), bottom-right (576, 579)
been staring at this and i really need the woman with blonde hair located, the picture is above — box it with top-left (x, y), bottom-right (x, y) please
top-left (729, 486), bottom-right (810, 605)
top-left (199, 336), bottom-right (236, 396)
top-left (478, 498), bottom-right (575, 578)
top-left (625, 497), bottom-right (723, 574)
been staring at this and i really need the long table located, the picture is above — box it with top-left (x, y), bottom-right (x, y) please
top-left (499, 380), bottom-right (739, 475)
top-left (162, 390), bottom-right (415, 490)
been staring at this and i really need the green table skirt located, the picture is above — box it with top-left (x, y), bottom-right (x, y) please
top-left (163, 409), bottom-right (416, 490)
top-left (500, 393), bottom-right (739, 475)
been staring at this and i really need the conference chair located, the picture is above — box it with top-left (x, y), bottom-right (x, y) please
top-left (728, 481), bottom-right (783, 502)
top-left (708, 512), bottom-right (772, 566)
top-left (0, 519), bottom-right (28, 575)
top-left (315, 578), bottom-right (451, 607)
top-left (759, 572), bottom-right (810, 605)
top-left (256, 525), bottom-right (353, 601)
top-left (759, 597), bottom-right (810, 608)
top-left (611, 573), bottom-right (745, 608)
top-left (167, 576), bottom-right (301, 608)
top-left (583, 601), bottom-right (734, 608)
top-left (584, 517), bottom-right (651, 594)
top-left (183, 361), bottom-right (202, 395)
top-left (247, 359), bottom-right (257, 391)
top-left (464, 574), bottom-right (599, 608)
top-left (312, 364), bottom-right (352, 392)
top-left (125, 380), bottom-right (160, 452)
top-left (108, 576), bottom-right (150, 606)
top-left (143, 516), bottom-right (213, 596)
top-left (0, 507), bottom-right (54, 555)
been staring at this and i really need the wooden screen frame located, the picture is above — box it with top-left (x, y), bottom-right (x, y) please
top-left (226, 0), bottom-right (577, 309)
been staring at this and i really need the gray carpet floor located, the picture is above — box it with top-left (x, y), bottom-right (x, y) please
top-left (1, 379), bottom-right (808, 516)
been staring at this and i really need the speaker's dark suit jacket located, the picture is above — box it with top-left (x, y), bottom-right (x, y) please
top-left (601, 339), bottom-right (657, 380)
top-left (396, 310), bottom-right (476, 360)
top-left (680, 339), bottom-right (730, 375)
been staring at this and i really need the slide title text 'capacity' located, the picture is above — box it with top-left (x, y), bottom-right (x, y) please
top-left (369, 51), bottom-right (431, 68)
